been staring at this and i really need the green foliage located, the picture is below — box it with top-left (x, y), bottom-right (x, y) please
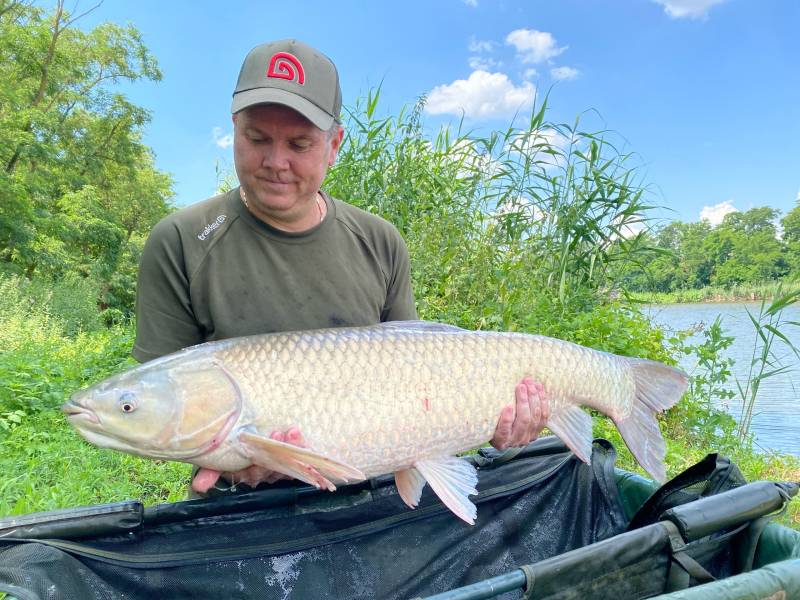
top-left (0, 410), bottom-right (189, 516)
top-left (0, 273), bottom-right (188, 514)
top-left (631, 280), bottom-right (800, 304)
top-left (0, 1), bottom-right (174, 319)
top-left (669, 317), bottom-right (738, 447)
top-left (0, 274), bottom-right (134, 422)
top-left (735, 289), bottom-right (800, 441)
top-left (616, 205), bottom-right (794, 295)
top-left (781, 203), bottom-right (800, 279)
top-left (326, 90), bottom-right (655, 333)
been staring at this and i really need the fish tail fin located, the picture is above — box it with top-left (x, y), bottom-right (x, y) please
top-left (614, 359), bottom-right (688, 483)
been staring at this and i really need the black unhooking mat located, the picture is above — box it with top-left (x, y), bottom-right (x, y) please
top-left (0, 437), bottom-right (627, 599)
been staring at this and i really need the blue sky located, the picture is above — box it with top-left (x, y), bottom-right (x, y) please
top-left (78, 0), bottom-right (799, 225)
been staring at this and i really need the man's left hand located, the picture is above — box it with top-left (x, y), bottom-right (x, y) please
top-left (490, 377), bottom-right (549, 450)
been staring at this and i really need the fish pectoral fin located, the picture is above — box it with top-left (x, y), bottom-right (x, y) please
top-left (545, 404), bottom-right (593, 464)
top-left (413, 457), bottom-right (478, 525)
top-left (238, 431), bottom-right (365, 492)
top-left (394, 467), bottom-right (427, 509)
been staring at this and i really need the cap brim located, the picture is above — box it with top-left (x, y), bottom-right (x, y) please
top-left (231, 88), bottom-right (335, 130)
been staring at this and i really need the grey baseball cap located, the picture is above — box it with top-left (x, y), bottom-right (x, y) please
top-left (231, 39), bottom-right (342, 130)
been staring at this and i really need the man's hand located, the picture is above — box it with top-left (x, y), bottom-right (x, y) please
top-left (491, 378), bottom-right (549, 450)
top-left (191, 427), bottom-right (306, 494)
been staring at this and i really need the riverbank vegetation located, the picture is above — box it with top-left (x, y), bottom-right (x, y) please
top-left (615, 207), bottom-right (800, 301)
top-left (630, 280), bottom-right (800, 304)
top-left (0, 3), bottom-right (797, 527)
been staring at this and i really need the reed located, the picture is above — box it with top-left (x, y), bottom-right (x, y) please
top-left (326, 89), bottom-right (654, 330)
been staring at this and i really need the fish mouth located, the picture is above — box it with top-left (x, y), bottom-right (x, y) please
top-left (61, 401), bottom-right (100, 424)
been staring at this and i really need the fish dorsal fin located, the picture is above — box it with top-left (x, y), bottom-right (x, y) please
top-left (238, 431), bottom-right (365, 491)
top-left (378, 320), bottom-right (465, 334)
top-left (411, 457), bottom-right (478, 525)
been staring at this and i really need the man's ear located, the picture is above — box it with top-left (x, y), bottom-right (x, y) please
top-left (328, 125), bottom-right (344, 166)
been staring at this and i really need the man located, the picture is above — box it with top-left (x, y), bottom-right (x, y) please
top-left (134, 39), bottom-right (548, 495)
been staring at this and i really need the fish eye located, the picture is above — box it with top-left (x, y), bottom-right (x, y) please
top-left (118, 391), bottom-right (138, 414)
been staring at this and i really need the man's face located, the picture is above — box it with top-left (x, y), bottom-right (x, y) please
top-left (233, 104), bottom-right (342, 224)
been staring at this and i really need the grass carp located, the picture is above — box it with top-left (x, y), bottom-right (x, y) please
top-left (63, 321), bottom-right (688, 524)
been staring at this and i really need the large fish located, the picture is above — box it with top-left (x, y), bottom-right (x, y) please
top-left (63, 321), bottom-right (687, 524)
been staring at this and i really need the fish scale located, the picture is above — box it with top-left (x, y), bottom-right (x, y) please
top-left (64, 320), bottom-right (688, 524)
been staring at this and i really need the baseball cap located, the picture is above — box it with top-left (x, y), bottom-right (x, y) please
top-left (231, 39), bottom-right (342, 130)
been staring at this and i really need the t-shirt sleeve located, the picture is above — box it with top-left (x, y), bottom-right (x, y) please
top-left (380, 229), bottom-right (418, 322)
top-left (133, 218), bottom-right (204, 362)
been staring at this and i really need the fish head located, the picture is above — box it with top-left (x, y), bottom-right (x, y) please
top-left (62, 356), bottom-right (242, 461)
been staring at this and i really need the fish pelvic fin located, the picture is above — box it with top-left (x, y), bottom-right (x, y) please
top-left (412, 457), bottom-right (478, 525)
top-left (395, 467), bottom-right (427, 509)
top-left (545, 404), bottom-right (593, 464)
top-left (238, 431), bottom-right (365, 491)
top-left (614, 359), bottom-right (689, 483)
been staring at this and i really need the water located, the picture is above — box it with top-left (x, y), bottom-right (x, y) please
top-left (645, 302), bottom-right (799, 456)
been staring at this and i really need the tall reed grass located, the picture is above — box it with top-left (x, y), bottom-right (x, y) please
top-left (325, 90), bottom-right (655, 333)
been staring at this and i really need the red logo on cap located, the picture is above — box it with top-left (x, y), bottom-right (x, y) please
top-left (267, 52), bottom-right (305, 85)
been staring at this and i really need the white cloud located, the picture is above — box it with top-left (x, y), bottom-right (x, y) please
top-left (796, 188), bottom-right (800, 203)
top-left (551, 66), bottom-right (579, 81)
top-left (507, 127), bottom-right (572, 171)
top-left (468, 38), bottom-right (495, 53)
top-left (506, 29), bottom-right (566, 64)
top-left (700, 200), bottom-right (738, 225)
top-left (468, 56), bottom-right (500, 71)
top-left (617, 219), bottom-right (646, 240)
top-left (652, 0), bottom-right (727, 19)
top-left (449, 138), bottom-right (502, 179)
top-left (462, 0), bottom-right (478, 6)
top-left (425, 70), bottom-right (536, 118)
top-left (212, 126), bottom-right (233, 149)
top-left (494, 195), bottom-right (546, 221)
top-left (523, 68), bottom-right (538, 80)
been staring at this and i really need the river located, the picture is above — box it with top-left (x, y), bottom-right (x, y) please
top-left (644, 302), bottom-right (799, 457)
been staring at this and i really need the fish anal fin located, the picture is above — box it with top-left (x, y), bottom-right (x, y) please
top-left (414, 457), bottom-right (478, 525)
top-left (238, 431), bottom-right (365, 491)
top-left (545, 404), bottom-right (593, 464)
top-left (395, 467), bottom-right (427, 509)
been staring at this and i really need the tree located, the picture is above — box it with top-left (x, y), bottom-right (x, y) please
top-left (0, 1), bottom-right (173, 316)
top-left (708, 208), bottom-right (786, 286)
top-left (781, 202), bottom-right (800, 279)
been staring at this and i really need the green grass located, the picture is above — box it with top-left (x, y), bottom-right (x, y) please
top-left (0, 410), bottom-right (190, 516)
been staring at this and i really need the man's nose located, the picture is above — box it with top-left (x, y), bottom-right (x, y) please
top-left (261, 144), bottom-right (290, 170)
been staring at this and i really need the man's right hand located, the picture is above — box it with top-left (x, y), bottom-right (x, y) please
top-left (191, 427), bottom-right (307, 494)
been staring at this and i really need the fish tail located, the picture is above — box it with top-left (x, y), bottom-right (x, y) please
top-left (613, 359), bottom-right (688, 483)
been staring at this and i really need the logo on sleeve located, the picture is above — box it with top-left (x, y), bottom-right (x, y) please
top-left (267, 52), bottom-right (305, 85)
top-left (197, 215), bottom-right (226, 241)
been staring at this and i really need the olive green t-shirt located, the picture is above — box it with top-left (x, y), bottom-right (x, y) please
top-left (133, 188), bottom-right (417, 362)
